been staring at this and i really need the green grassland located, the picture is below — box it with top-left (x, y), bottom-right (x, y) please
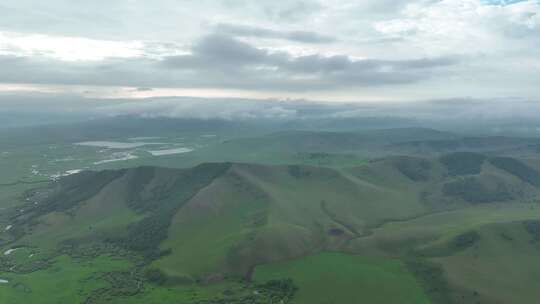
top-left (0, 135), bottom-right (214, 185)
top-left (0, 132), bottom-right (373, 192)
top-left (254, 252), bottom-right (431, 304)
top-left (3, 129), bottom-right (540, 303)
top-left (109, 281), bottom-right (249, 304)
top-left (153, 161), bottom-right (437, 280)
top-left (345, 203), bottom-right (540, 302)
top-left (434, 221), bottom-right (540, 303)
top-left (1, 127), bottom-right (537, 188)
top-left (0, 255), bottom-right (132, 304)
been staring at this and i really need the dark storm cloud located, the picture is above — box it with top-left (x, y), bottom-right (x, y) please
top-left (215, 23), bottom-right (336, 44)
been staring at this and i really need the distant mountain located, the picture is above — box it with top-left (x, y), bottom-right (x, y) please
top-left (0, 116), bottom-right (264, 147)
top-left (191, 128), bottom-right (458, 161)
top-left (389, 136), bottom-right (540, 155)
top-left (192, 128), bottom-right (540, 164)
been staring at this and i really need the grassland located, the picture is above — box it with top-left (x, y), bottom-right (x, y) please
top-left (109, 281), bottom-right (248, 304)
top-left (4, 156), bottom-right (540, 302)
top-left (0, 255), bottom-right (132, 304)
top-left (344, 203), bottom-right (540, 302)
top-left (3, 128), bottom-right (540, 303)
top-left (434, 221), bottom-right (540, 303)
top-left (254, 252), bottom-right (431, 304)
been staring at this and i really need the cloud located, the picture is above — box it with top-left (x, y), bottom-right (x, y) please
top-left (0, 33), bottom-right (146, 62)
top-left (374, 0), bottom-right (540, 56)
top-left (326, 97), bottom-right (540, 125)
top-left (261, 0), bottom-right (323, 21)
top-left (3, 92), bottom-right (540, 136)
top-left (215, 23), bottom-right (336, 43)
top-left (96, 97), bottom-right (301, 120)
top-left (0, 0), bottom-right (539, 101)
top-left (0, 34), bottom-right (459, 92)
top-left (161, 33), bottom-right (459, 88)
top-left (0, 0), bottom-right (324, 41)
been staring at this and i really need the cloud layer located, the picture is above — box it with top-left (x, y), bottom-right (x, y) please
top-left (0, 34), bottom-right (458, 92)
top-left (0, 0), bottom-right (538, 101)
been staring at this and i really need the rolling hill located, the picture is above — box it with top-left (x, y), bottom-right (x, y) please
top-left (3, 152), bottom-right (540, 303)
top-left (181, 129), bottom-right (540, 168)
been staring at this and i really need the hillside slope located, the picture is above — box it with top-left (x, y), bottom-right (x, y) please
top-left (7, 155), bottom-right (540, 271)
top-left (4, 154), bottom-right (540, 303)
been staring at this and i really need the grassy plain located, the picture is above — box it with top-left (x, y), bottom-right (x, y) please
top-left (254, 252), bottom-right (431, 304)
top-left (0, 255), bottom-right (132, 304)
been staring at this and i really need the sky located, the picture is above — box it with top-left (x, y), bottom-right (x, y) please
top-left (0, 0), bottom-right (539, 117)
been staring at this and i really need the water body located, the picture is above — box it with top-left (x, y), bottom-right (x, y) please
top-left (148, 147), bottom-right (194, 156)
top-left (4, 248), bottom-right (19, 256)
top-left (65, 169), bottom-right (83, 175)
top-left (76, 141), bottom-right (164, 149)
top-left (50, 169), bottom-right (84, 180)
top-left (94, 152), bottom-right (138, 165)
top-left (128, 137), bottom-right (162, 141)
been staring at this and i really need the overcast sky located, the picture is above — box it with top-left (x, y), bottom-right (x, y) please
top-left (0, 0), bottom-right (539, 108)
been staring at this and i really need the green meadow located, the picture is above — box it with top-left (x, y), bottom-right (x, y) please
top-left (254, 252), bottom-right (431, 304)
top-left (0, 255), bottom-right (132, 304)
